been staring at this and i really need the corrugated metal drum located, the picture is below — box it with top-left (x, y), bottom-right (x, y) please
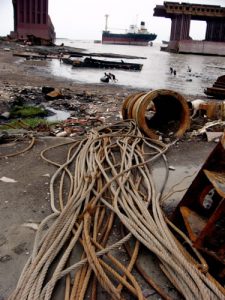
top-left (122, 89), bottom-right (190, 139)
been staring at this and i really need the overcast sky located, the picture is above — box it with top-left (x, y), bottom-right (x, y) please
top-left (0, 0), bottom-right (225, 41)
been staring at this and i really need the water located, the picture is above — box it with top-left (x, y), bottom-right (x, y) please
top-left (45, 107), bottom-right (70, 121)
top-left (49, 39), bottom-right (225, 96)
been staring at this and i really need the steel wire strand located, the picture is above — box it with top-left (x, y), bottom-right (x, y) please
top-left (122, 228), bottom-right (172, 300)
top-left (42, 223), bottom-right (83, 300)
top-left (98, 138), bottom-right (193, 298)
top-left (75, 209), bottom-right (138, 300)
top-left (69, 252), bottom-right (87, 300)
top-left (68, 132), bottom-right (218, 298)
top-left (106, 149), bottom-right (206, 298)
top-left (0, 135), bottom-right (35, 158)
top-left (10, 121), bottom-right (225, 300)
top-left (82, 213), bottom-right (121, 300)
top-left (118, 183), bottom-right (224, 300)
top-left (153, 192), bottom-right (223, 299)
top-left (113, 199), bottom-right (204, 299)
top-left (151, 195), bottom-right (205, 297)
top-left (77, 210), bottom-right (106, 300)
top-left (92, 240), bottom-right (143, 299)
top-left (118, 189), bottom-right (208, 298)
top-left (85, 224), bottom-right (145, 300)
top-left (84, 131), bottom-right (220, 298)
top-left (113, 239), bottom-right (140, 297)
top-left (12, 169), bottom-right (89, 298)
top-left (165, 217), bottom-right (209, 273)
top-left (109, 138), bottom-right (223, 298)
top-left (14, 210), bottom-right (81, 300)
top-left (96, 141), bottom-right (192, 296)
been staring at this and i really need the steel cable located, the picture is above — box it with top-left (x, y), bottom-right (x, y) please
top-left (9, 120), bottom-right (225, 300)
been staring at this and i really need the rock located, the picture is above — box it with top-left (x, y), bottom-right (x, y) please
top-left (56, 131), bottom-right (68, 137)
top-left (169, 165), bottom-right (176, 171)
top-left (45, 88), bottom-right (63, 100)
top-left (0, 255), bottom-right (12, 262)
top-left (42, 86), bottom-right (55, 94)
top-left (0, 131), bottom-right (9, 143)
top-left (206, 131), bottom-right (223, 142)
top-left (0, 112), bottom-right (10, 119)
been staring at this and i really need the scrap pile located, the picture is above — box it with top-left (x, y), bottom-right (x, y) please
top-left (9, 120), bottom-right (224, 299)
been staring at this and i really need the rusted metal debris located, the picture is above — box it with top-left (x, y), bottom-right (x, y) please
top-left (198, 101), bottom-right (225, 120)
top-left (205, 75), bottom-right (225, 99)
top-left (173, 133), bottom-right (225, 284)
top-left (122, 89), bottom-right (190, 139)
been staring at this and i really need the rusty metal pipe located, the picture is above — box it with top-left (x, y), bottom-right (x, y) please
top-left (122, 89), bottom-right (190, 139)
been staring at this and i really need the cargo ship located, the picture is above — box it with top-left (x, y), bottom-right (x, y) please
top-left (102, 15), bottom-right (157, 46)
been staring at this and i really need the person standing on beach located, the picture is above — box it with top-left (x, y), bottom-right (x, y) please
top-left (109, 73), bottom-right (118, 82)
top-left (58, 52), bottom-right (64, 63)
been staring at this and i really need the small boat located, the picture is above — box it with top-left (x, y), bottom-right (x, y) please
top-left (72, 57), bottom-right (143, 71)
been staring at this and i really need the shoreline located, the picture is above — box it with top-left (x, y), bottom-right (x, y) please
top-left (0, 41), bottom-right (206, 101)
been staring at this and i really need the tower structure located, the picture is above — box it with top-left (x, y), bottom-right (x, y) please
top-left (11, 0), bottom-right (55, 42)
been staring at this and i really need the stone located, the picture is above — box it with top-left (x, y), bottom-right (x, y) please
top-left (45, 88), bottom-right (63, 100)
top-left (0, 255), bottom-right (12, 262)
top-left (0, 112), bottom-right (10, 119)
top-left (42, 86), bottom-right (55, 94)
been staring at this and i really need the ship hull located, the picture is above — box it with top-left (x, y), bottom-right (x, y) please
top-left (102, 32), bottom-right (157, 46)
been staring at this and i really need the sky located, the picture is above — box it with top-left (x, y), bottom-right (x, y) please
top-left (0, 0), bottom-right (225, 41)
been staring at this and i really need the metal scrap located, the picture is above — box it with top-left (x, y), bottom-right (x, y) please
top-left (173, 133), bottom-right (225, 284)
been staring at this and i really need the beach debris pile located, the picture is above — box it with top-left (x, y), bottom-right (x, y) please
top-left (53, 116), bottom-right (105, 137)
top-left (0, 85), bottom-right (124, 124)
top-left (1, 84), bottom-right (225, 141)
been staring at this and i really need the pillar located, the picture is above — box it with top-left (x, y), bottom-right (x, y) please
top-left (206, 19), bottom-right (225, 42)
top-left (170, 15), bottom-right (191, 41)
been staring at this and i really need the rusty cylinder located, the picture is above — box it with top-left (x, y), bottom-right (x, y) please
top-left (122, 89), bottom-right (190, 139)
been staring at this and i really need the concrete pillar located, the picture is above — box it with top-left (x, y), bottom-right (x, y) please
top-left (170, 15), bottom-right (190, 41)
top-left (206, 20), bottom-right (225, 42)
top-left (40, 0), bottom-right (43, 24)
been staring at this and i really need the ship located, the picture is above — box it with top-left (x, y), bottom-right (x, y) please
top-left (102, 15), bottom-right (157, 46)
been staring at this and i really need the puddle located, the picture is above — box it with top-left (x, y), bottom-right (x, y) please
top-left (45, 107), bottom-right (70, 122)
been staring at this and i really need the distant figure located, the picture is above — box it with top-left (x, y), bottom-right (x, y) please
top-left (104, 72), bottom-right (111, 79)
top-left (121, 60), bottom-right (124, 63)
top-left (173, 69), bottom-right (177, 76)
top-left (170, 67), bottom-right (173, 74)
top-left (58, 52), bottom-right (64, 63)
top-left (109, 73), bottom-right (118, 82)
top-left (101, 72), bottom-right (111, 83)
top-left (187, 66), bottom-right (191, 72)
top-left (60, 43), bottom-right (64, 47)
